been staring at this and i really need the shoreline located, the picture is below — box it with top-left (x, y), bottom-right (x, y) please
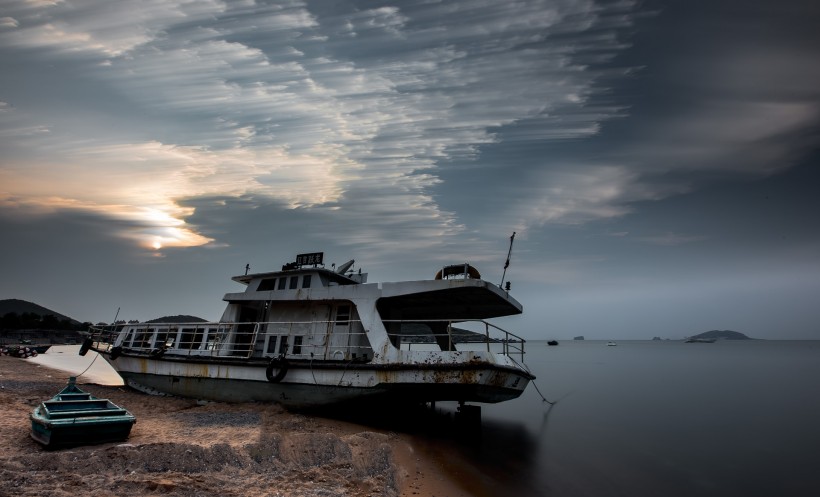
top-left (0, 354), bottom-right (475, 497)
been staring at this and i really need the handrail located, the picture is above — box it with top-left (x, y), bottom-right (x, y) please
top-left (87, 321), bottom-right (372, 361)
top-left (381, 318), bottom-right (526, 361)
top-left (87, 317), bottom-right (526, 361)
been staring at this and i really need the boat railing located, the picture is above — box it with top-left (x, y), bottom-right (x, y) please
top-left (87, 318), bottom-right (525, 361)
top-left (382, 319), bottom-right (526, 361)
top-left (87, 321), bottom-right (373, 361)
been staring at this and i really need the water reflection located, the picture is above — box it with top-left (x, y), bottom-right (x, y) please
top-left (323, 340), bottom-right (820, 497)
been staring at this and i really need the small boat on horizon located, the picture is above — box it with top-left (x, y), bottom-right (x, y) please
top-left (83, 252), bottom-right (535, 411)
top-left (607, 341), bottom-right (617, 346)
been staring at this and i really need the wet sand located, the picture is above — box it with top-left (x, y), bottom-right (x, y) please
top-left (0, 355), bottom-right (474, 497)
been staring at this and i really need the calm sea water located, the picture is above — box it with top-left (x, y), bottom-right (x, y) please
top-left (433, 340), bottom-right (820, 497)
top-left (32, 341), bottom-right (820, 496)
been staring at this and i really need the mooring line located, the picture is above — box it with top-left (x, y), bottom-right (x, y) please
top-left (531, 379), bottom-right (556, 405)
top-left (76, 348), bottom-right (100, 379)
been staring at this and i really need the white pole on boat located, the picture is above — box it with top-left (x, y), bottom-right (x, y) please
top-left (499, 232), bottom-right (516, 288)
top-left (104, 307), bottom-right (120, 347)
top-left (110, 307), bottom-right (120, 333)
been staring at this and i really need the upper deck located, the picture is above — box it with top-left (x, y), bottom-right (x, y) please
top-left (232, 266), bottom-right (364, 289)
top-left (224, 261), bottom-right (522, 321)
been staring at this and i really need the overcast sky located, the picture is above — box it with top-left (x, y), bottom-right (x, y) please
top-left (1, 0), bottom-right (818, 340)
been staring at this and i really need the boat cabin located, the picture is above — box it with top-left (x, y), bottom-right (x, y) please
top-left (110, 255), bottom-right (523, 365)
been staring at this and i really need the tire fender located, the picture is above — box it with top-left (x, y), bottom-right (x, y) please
top-left (79, 338), bottom-right (93, 356)
top-left (266, 356), bottom-right (288, 383)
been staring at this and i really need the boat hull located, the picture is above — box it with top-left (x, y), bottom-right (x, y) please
top-left (30, 378), bottom-right (136, 448)
top-left (30, 413), bottom-right (135, 448)
top-left (102, 352), bottom-right (532, 409)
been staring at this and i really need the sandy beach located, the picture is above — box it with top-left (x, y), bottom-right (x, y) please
top-left (0, 355), bottom-right (474, 497)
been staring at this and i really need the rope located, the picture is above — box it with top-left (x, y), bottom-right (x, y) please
top-left (76, 307), bottom-right (118, 380)
top-left (76, 349), bottom-right (100, 379)
top-left (336, 358), bottom-right (354, 386)
top-left (531, 379), bottom-right (556, 405)
top-left (505, 353), bottom-right (554, 405)
top-left (309, 353), bottom-right (318, 385)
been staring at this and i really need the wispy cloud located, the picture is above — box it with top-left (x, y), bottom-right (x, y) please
top-left (0, 17), bottom-right (19, 28)
top-left (634, 232), bottom-right (707, 246)
top-left (1, 0), bottom-right (639, 255)
top-left (12, 1), bottom-right (814, 260)
top-left (504, 3), bottom-right (820, 237)
top-left (1, 0), bottom-right (225, 56)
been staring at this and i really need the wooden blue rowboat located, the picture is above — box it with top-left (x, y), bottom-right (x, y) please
top-left (30, 377), bottom-right (136, 448)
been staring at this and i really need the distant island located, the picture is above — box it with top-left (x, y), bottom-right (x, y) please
top-left (687, 330), bottom-right (752, 340)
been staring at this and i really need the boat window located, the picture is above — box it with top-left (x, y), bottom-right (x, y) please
top-left (179, 328), bottom-right (195, 349)
top-left (192, 327), bottom-right (204, 350)
top-left (164, 331), bottom-right (176, 348)
top-left (258, 278), bottom-right (277, 291)
top-left (134, 328), bottom-right (151, 348)
top-left (302, 274), bottom-right (311, 288)
top-left (279, 337), bottom-right (289, 355)
top-left (154, 328), bottom-right (170, 348)
top-left (335, 305), bottom-right (351, 326)
top-left (278, 278), bottom-right (287, 290)
top-left (289, 276), bottom-right (298, 289)
top-left (293, 335), bottom-right (303, 355)
top-left (122, 328), bottom-right (135, 347)
top-left (266, 336), bottom-right (278, 354)
top-left (205, 329), bottom-right (218, 350)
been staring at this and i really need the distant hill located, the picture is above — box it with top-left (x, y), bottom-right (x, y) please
top-left (0, 299), bottom-right (80, 324)
top-left (690, 330), bottom-right (752, 340)
top-left (145, 315), bottom-right (208, 324)
top-left (0, 299), bottom-right (85, 344)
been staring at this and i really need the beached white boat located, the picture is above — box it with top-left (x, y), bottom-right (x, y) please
top-left (84, 253), bottom-right (534, 410)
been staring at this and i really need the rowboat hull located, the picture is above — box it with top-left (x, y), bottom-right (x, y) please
top-left (30, 377), bottom-right (136, 448)
top-left (30, 414), bottom-right (136, 448)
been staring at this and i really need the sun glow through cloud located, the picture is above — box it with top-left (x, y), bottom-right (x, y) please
top-left (1, 0), bottom-right (819, 344)
top-left (0, 0), bottom-right (651, 253)
top-left (1, 0), bottom-right (818, 264)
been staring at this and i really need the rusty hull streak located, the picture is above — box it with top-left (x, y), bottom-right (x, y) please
top-left (486, 370), bottom-right (508, 388)
top-left (467, 355), bottom-right (486, 365)
top-left (374, 369), bottom-right (395, 384)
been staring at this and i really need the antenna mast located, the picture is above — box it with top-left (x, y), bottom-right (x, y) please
top-left (499, 232), bottom-right (516, 288)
